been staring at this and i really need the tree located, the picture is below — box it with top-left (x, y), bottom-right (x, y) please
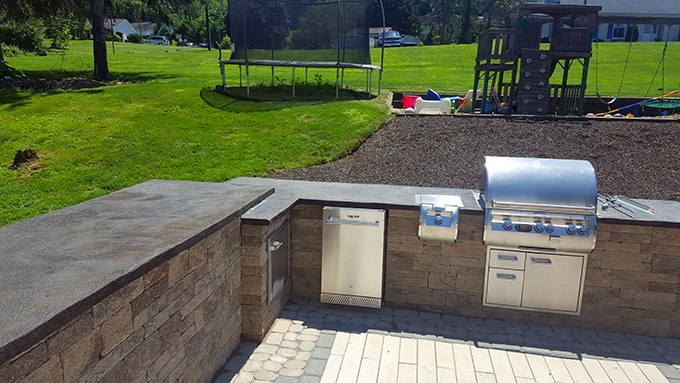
top-left (91, 0), bottom-right (112, 80)
top-left (369, 0), bottom-right (425, 36)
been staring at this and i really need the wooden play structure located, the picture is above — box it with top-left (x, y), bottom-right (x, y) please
top-left (473, 3), bottom-right (601, 116)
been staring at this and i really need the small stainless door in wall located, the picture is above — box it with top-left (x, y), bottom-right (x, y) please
top-left (321, 207), bottom-right (386, 308)
top-left (268, 222), bottom-right (290, 304)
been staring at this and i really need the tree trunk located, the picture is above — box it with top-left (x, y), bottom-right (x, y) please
top-left (459, 0), bottom-right (472, 44)
top-left (91, 0), bottom-right (113, 81)
top-left (0, 43), bottom-right (4, 64)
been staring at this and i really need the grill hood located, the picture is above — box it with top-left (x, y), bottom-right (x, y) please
top-left (482, 156), bottom-right (598, 253)
top-left (483, 156), bottom-right (597, 213)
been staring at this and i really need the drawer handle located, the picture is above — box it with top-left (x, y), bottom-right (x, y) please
top-left (531, 258), bottom-right (552, 265)
top-left (270, 241), bottom-right (283, 251)
top-left (326, 218), bottom-right (380, 227)
top-left (498, 255), bottom-right (518, 262)
top-left (496, 273), bottom-right (517, 281)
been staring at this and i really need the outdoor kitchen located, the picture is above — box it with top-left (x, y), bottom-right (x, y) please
top-left (1, 156), bottom-right (679, 382)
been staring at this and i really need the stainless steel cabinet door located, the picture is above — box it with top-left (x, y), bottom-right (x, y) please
top-left (322, 207), bottom-right (385, 300)
top-left (522, 253), bottom-right (584, 312)
top-left (485, 268), bottom-right (525, 306)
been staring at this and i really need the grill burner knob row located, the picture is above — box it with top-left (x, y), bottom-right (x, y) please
top-left (502, 219), bottom-right (513, 230)
top-left (566, 224), bottom-right (577, 235)
top-left (534, 222), bottom-right (544, 232)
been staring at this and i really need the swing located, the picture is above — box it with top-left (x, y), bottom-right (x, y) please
top-left (594, 36), bottom-right (633, 105)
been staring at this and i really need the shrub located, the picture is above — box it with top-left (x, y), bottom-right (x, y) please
top-left (625, 25), bottom-right (639, 42)
top-left (0, 19), bottom-right (45, 52)
top-left (128, 33), bottom-right (144, 43)
top-left (221, 35), bottom-right (231, 49)
top-left (0, 44), bottom-right (27, 58)
top-left (47, 25), bottom-right (72, 49)
top-left (106, 34), bottom-right (122, 42)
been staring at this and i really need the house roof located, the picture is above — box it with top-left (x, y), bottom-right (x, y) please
top-left (129, 22), bottom-right (156, 31)
top-left (559, 0), bottom-right (680, 20)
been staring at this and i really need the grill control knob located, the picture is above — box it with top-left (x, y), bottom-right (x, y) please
top-left (577, 226), bottom-right (587, 235)
top-left (545, 223), bottom-right (554, 233)
top-left (534, 222), bottom-right (545, 232)
top-left (502, 219), bottom-right (513, 230)
top-left (566, 224), bottom-right (577, 235)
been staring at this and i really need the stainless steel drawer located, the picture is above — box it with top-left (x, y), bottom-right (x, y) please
top-left (489, 249), bottom-right (526, 271)
top-left (485, 268), bottom-right (524, 307)
top-left (522, 253), bottom-right (584, 312)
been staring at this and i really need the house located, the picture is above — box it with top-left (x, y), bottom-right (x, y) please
top-left (129, 22), bottom-right (157, 37)
top-left (109, 19), bottom-right (137, 42)
top-left (556, 0), bottom-right (680, 42)
top-left (88, 19), bottom-right (157, 41)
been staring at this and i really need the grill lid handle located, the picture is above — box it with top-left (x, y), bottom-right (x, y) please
top-left (489, 200), bottom-right (597, 215)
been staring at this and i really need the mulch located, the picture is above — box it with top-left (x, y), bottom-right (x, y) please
top-left (269, 115), bottom-right (680, 202)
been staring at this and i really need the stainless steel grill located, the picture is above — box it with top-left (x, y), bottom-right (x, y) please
top-left (481, 156), bottom-right (598, 315)
top-left (482, 156), bottom-right (598, 253)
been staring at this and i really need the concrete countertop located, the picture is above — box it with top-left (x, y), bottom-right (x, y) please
top-left (0, 180), bottom-right (273, 365)
top-left (227, 178), bottom-right (484, 223)
top-left (229, 178), bottom-right (680, 226)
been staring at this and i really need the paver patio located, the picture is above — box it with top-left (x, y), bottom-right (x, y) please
top-left (213, 298), bottom-right (680, 383)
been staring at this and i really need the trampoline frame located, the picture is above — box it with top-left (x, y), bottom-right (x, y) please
top-left (218, 0), bottom-right (385, 99)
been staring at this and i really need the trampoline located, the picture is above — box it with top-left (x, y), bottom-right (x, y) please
top-left (219, 0), bottom-right (384, 99)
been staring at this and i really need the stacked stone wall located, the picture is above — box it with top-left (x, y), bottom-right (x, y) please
top-left (241, 213), bottom-right (292, 341)
top-left (0, 219), bottom-right (243, 383)
top-left (288, 205), bottom-right (680, 338)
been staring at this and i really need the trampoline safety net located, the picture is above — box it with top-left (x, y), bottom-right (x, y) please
top-left (229, 0), bottom-right (373, 65)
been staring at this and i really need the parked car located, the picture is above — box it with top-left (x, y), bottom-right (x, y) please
top-left (145, 36), bottom-right (170, 45)
top-left (377, 31), bottom-right (403, 47)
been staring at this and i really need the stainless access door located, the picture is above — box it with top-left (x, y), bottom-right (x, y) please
top-left (522, 252), bottom-right (585, 313)
top-left (321, 207), bottom-right (386, 309)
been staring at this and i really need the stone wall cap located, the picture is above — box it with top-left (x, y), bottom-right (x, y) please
top-left (229, 178), bottom-right (483, 223)
top-left (0, 179), bottom-right (272, 365)
top-left (231, 178), bottom-right (680, 227)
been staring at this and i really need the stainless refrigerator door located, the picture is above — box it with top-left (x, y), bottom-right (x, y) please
top-left (321, 207), bottom-right (385, 308)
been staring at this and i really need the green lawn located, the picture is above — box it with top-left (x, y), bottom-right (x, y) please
top-left (1, 40), bottom-right (678, 226)
top-left (0, 41), bottom-right (389, 225)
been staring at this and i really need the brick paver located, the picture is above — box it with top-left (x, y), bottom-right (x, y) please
top-left (213, 298), bottom-right (680, 383)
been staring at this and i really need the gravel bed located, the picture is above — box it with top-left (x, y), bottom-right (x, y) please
top-left (269, 115), bottom-right (680, 202)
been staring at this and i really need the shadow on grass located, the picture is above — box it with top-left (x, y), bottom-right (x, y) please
top-left (0, 88), bottom-right (32, 109)
top-left (200, 86), bottom-right (376, 113)
top-left (17, 69), bottom-right (177, 84)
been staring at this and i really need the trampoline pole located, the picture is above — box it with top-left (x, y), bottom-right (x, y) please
top-left (369, 69), bottom-right (373, 99)
top-left (336, 67), bottom-right (340, 99)
top-left (221, 63), bottom-right (226, 89)
top-left (272, 66), bottom-right (274, 85)
top-left (366, 70), bottom-right (369, 94)
top-left (306, 68), bottom-right (308, 83)
top-left (246, 64), bottom-right (250, 98)
top-left (341, 68), bottom-right (345, 87)
top-left (293, 67), bottom-right (296, 100)
top-left (239, 65), bottom-right (242, 87)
